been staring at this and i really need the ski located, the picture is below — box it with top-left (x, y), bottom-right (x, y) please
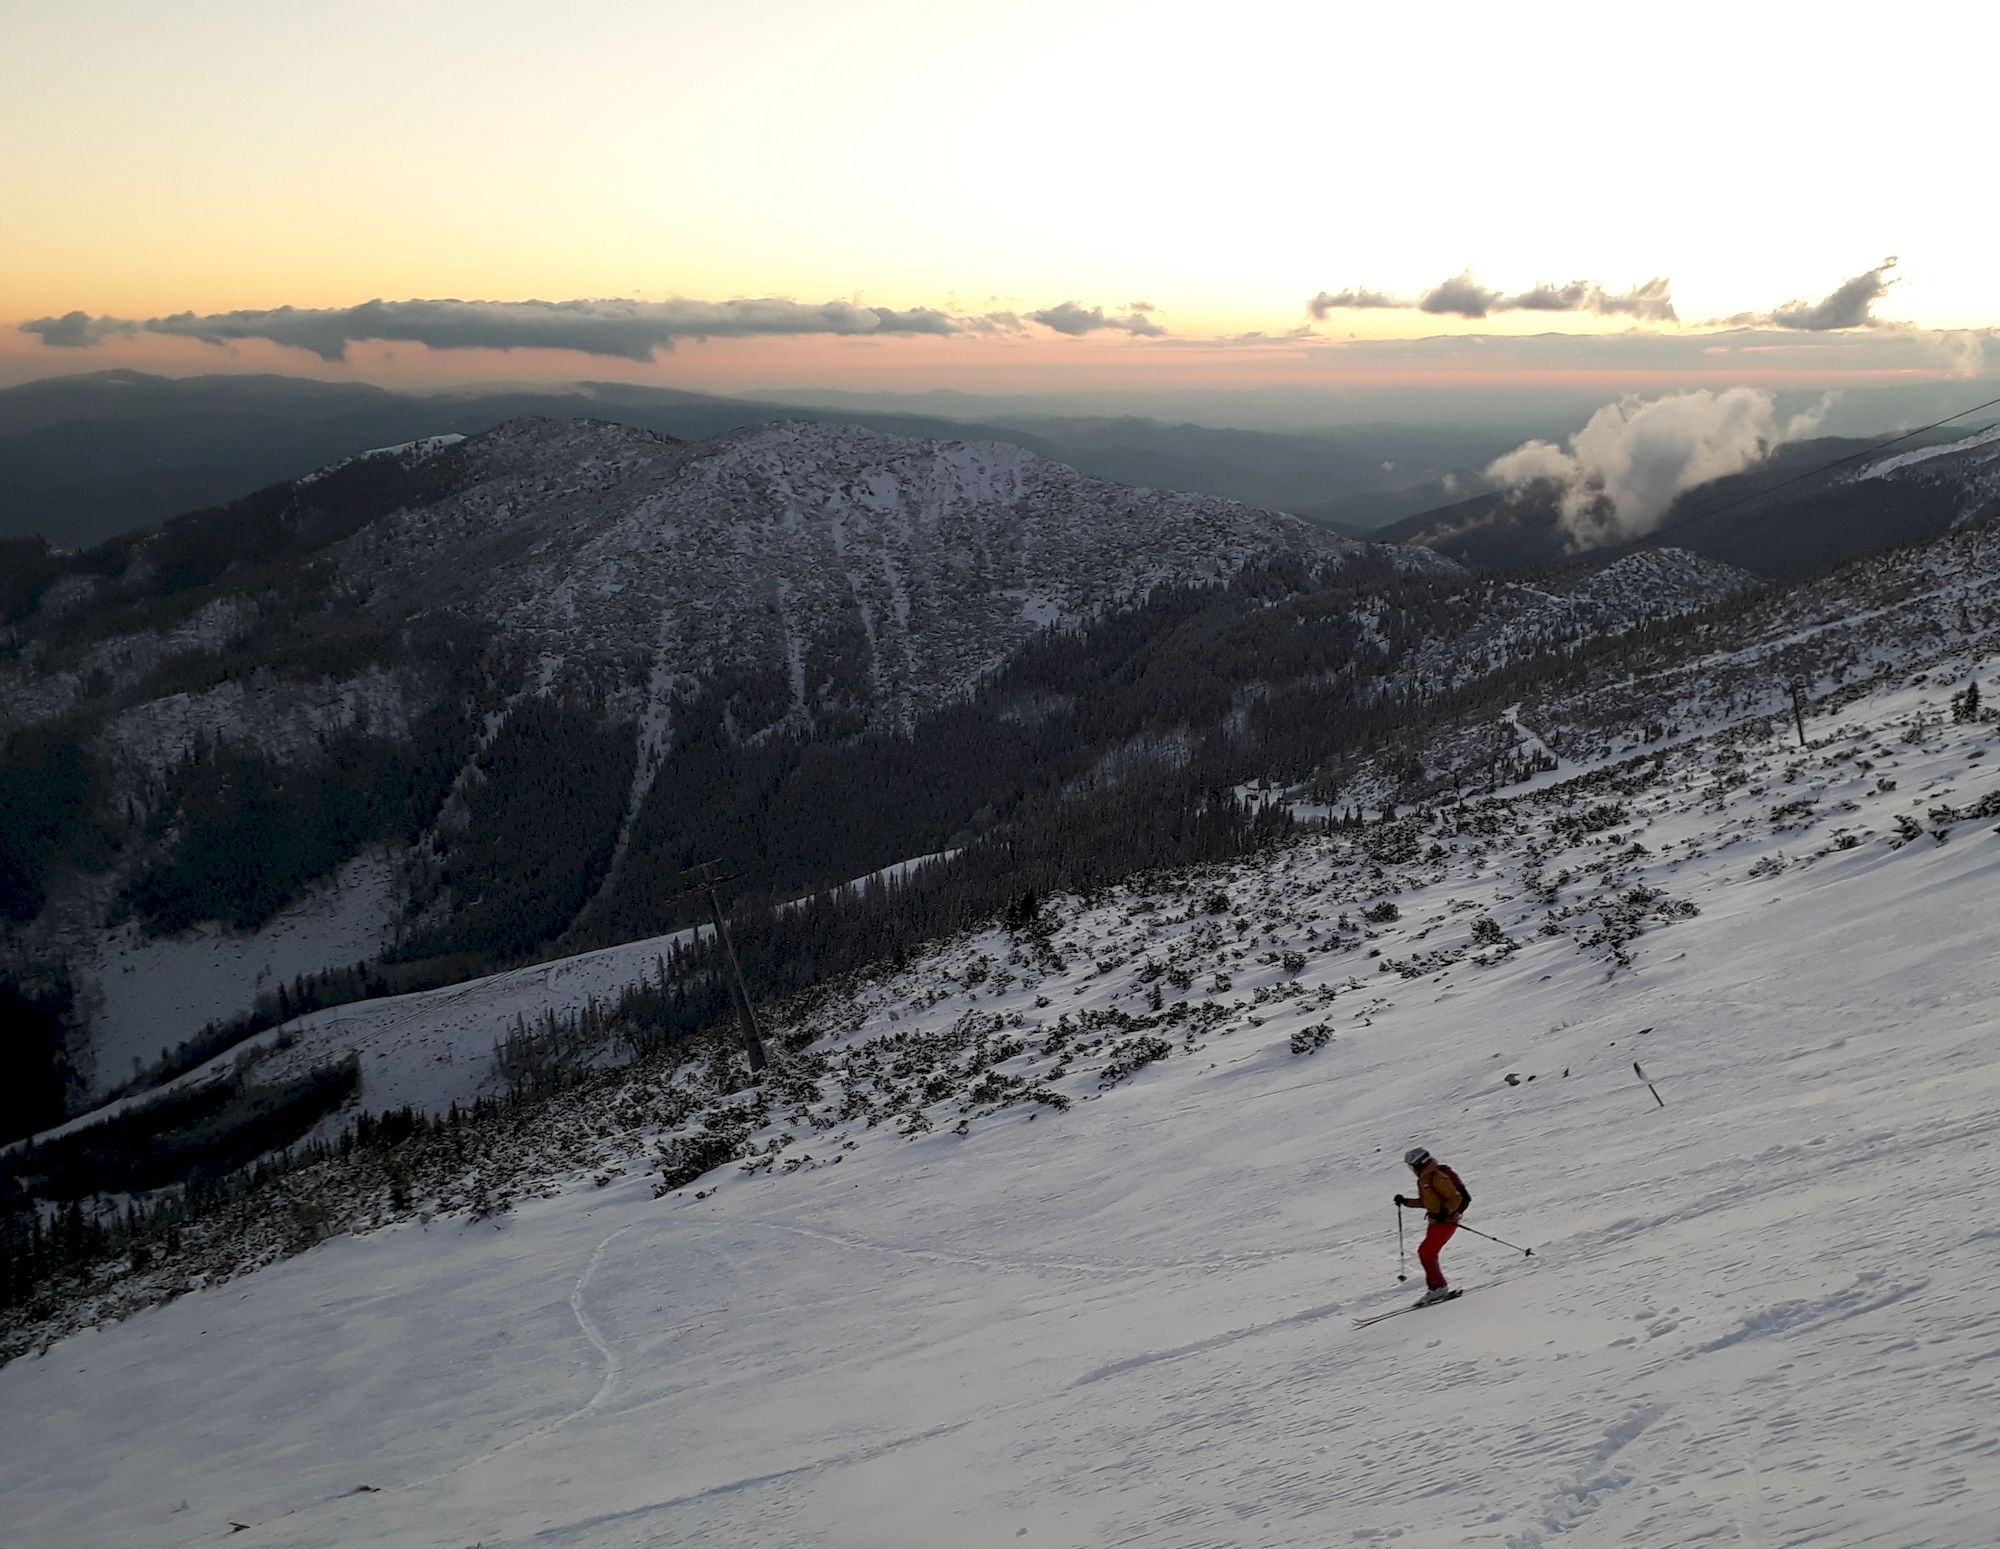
top-left (1353, 1288), bottom-right (1465, 1328)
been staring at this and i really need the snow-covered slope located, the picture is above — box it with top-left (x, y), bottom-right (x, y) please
top-left (82, 852), bottom-right (399, 1087)
top-left (4, 628), bottom-right (1995, 1546)
top-left (1546, 545), bottom-right (1757, 616)
top-left (1853, 420), bottom-right (2000, 482)
top-left (1845, 421), bottom-right (2000, 533)
top-left (26, 850), bottom-right (964, 1144)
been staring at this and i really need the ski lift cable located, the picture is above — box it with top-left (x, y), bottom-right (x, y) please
top-left (1627, 390), bottom-right (2000, 546)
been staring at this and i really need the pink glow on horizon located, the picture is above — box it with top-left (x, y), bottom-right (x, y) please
top-left (0, 326), bottom-right (1974, 397)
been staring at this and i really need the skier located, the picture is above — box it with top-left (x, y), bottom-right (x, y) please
top-left (1395, 1146), bottom-right (1470, 1305)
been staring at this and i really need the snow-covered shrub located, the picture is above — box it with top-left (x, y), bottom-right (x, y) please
top-left (1289, 1024), bottom-right (1333, 1055)
top-left (654, 1114), bottom-right (750, 1193)
top-left (1097, 1035), bottom-right (1172, 1089)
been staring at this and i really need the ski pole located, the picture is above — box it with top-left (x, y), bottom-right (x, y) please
top-left (1396, 1206), bottom-right (1408, 1281)
top-left (1455, 1222), bottom-right (1536, 1258)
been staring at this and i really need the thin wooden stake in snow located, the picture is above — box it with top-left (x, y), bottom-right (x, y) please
top-left (1634, 1060), bottom-right (1665, 1108)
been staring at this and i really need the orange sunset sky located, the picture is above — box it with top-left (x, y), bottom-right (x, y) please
top-left (4, 0), bottom-right (1994, 399)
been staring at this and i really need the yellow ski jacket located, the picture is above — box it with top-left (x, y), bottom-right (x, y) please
top-left (1405, 1161), bottom-right (1469, 1223)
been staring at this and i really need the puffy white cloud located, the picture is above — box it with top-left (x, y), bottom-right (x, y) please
top-left (1926, 328), bottom-right (1993, 379)
top-left (1487, 387), bottom-right (1833, 549)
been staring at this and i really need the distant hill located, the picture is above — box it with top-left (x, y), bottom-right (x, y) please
top-left (1281, 472), bottom-right (1494, 534)
top-left (0, 371), bottom-right (1515, 548)
top-left (0, 371), bottom-right (1066, 547)
top-left (987, 417), bottom-right (1520, 521)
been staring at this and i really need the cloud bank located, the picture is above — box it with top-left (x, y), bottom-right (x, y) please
top-left (1721, 259), bottom-right (1901, 332)
top-left (1307, 288), bottom-right (1399, 319)
top-left (1768, 258), bottom-right (1899, 331)
top-left (1309, 272), bottom-right (1678, 323)
top-left (1027, 301), bottom-right (1166, 337)
top-left (18, 295), bottom-right (1165, 359)
top-left (18, 310), bottom-right (102, 348)
top-left (1487, 387), bottom-right (1831, 549)
top-left (1311, 263), bottom-right (1925, 331)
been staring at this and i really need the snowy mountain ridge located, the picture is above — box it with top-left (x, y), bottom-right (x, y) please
top-left (1381, 423), bottom-right (2000, 579)
top-left (12, 418), bottom-right (1403, 759)
top-left (5, 417), bottom-right (1758, 1107)
top-left (294, 432), bottom-right (466, 487)
top-left (4, 418), bottom-right (1399, 1085)
top-left (404, 417), bottom-right (1429, 735)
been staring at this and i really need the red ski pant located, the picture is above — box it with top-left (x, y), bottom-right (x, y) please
top-left (1418, 1220), bottom-right (1457, 1289)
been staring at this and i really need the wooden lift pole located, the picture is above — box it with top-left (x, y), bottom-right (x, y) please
top-left (694, 861), bottom-right (769, 1074)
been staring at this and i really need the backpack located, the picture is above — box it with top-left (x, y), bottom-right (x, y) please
top-left (1439, 1164), bottom-right (1471, 1216)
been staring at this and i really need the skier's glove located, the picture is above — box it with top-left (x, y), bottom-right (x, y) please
top-left (1394, 1194), bottom-right (1410, 1207)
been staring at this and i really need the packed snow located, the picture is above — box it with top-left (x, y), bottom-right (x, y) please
top-left (4, 660), bottom-right (1996, 1548)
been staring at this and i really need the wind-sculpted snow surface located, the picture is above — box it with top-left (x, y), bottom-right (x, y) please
top-left (4, 640), bottom-right (1997, 1545)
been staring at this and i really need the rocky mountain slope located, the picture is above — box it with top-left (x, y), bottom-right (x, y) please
top-left (0, 420), bottom-right (1411, 1100)
top-left (8, 416), bottom-right (1381, 747)
top-left (0, 418), bottom-right (1752, 1128)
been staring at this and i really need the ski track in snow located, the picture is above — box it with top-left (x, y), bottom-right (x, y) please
top-left (416, 1220), bottom-right (641, 1481)
top-left (229, 1217), bottom-right (650, 1544)
top-left (1074, 1298), bottom-right (1354, 1385)
top-left (565, 1226), bottom-right (634, 1417)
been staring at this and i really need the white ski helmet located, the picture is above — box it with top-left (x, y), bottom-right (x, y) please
top-left (1404, 1146), bottom-right (1434, 1169)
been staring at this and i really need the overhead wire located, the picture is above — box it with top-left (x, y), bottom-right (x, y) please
top-left (1630, 390), bottom-right (2000, 547)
